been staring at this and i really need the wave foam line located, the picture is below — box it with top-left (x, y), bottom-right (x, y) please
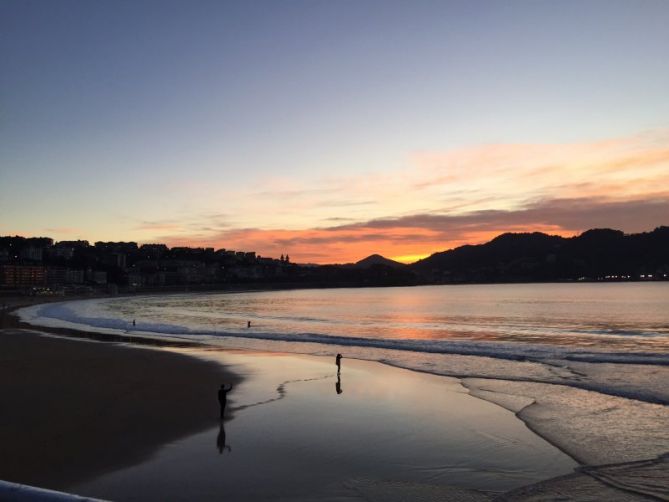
top-left (19, 303), bottom-right (669, 367)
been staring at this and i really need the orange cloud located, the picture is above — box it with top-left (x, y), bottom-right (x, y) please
top-left (160, 196), bottom-right (668, 264)
top-left (152, 130), bottom-right (669, 263)
top-left (166, 227), bottom-right (445, 263)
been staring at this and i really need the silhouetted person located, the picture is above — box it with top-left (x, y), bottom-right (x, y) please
top-left (216, 422), bottom-right (231, 454)
top-left (247, 320), bottom-right (251, 328)
top-left (336, 373), bottom-right (343, 395)
top-left (336, 353), bottom-right (342, 374)
top-left (218, 383), bottom-right (233, 419)
top-left (132, 319), bottom-right (136, 327)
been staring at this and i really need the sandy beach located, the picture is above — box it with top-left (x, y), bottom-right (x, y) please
top-left (70, 349), bottom-right (576, 501)
top-left (2, 298), bottom-right (668, 501)
top-left (0, 328), bottom-right (240, 491)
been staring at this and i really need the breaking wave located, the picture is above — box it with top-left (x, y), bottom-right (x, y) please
top-left (18, 296), bottom-right (669, 367)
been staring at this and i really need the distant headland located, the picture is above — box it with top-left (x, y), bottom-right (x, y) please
top-left (1, 226), bottom-right (667, 296)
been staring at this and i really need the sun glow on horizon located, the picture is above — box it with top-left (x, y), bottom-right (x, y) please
top-left (391, 254), bottom-right (431, 264)
top-left (5, 131), bottom-right (665, 265)
top-left (3, 1), bottom-right (669, 266)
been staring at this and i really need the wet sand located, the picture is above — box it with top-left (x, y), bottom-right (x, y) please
top-left (71, 351), bottom-right (576, 501)
top-left (0, 329), bottom-right (241, 490)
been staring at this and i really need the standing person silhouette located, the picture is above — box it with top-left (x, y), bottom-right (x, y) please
top-left (218, 383), bottom-right (233, 419)
top-left (336, 353), bottom-right (342, 374)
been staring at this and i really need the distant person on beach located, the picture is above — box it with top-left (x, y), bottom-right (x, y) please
top-left (336, 353), bottom-right (342, 373)
top-left (218, 383), bottom-right (233, 419)
top-left (247, 321), bottom-right (251, 328)
top-left (132, 319), bottom-right (136, 327)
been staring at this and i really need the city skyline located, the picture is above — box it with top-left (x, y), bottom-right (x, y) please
top-left (2, 1), bottom-right (668, 263)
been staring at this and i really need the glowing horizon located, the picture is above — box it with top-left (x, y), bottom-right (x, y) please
top-left (2, 2), bottom-right (668, 263)
top-left (3, 131), bottom-right (669, 264)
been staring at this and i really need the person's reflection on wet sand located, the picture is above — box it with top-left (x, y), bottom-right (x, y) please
top-left (336, 353), bottom-right (342, 374)
top-left (216, 422), bottom-right (231, 454)
top-left (335, 372), bottom-right (343, 395)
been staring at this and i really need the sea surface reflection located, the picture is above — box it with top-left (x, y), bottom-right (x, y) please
top-left (41, 283), bottom-right (669, 356)
top-left (72, 351), bottom-right (576, 501)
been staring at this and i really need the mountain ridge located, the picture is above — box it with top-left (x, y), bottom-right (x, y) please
top-left (409, 226), bottom-right (669, 282)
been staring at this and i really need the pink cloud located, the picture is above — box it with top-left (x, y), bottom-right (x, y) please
top-left (149, 130), bottom-right (669, 263)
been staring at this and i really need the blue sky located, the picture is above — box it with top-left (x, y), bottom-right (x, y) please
top-left (2, 0), bottom-right (668, 262)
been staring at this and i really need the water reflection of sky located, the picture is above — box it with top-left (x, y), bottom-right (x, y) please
top-left (101, 283), bottom-right (669, 353)
top-left (72, 352), bottom-right (576, 501)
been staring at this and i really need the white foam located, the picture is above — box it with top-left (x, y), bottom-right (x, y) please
top-left (18, 300), bottom-right (669, 366)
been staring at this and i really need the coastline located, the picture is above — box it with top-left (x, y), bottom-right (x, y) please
top-left (3, 297), bottom-right (668, 500)
top-left (13, 291), bottom-right (669, 406)
top-left (70, 349), bottom-right (577, 500)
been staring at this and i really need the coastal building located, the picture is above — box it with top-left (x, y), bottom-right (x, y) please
top-left (86, 269), bottom-right (107, 285)
top-left (65, 269), bottom-right (85, 285)
top-left (139, 244), bottom-right (168, 260)
top-left (0, 265), bottom-right (47, 288)
top-left (50, 245), bottom-right (75, 260)
top-left (20, 246), bottom-right (44, 262)
top-left (46, 267), bottom-right (66, 287)
top-left (102, 252), bottom-right (127, 270)
top-left (126, 270), bottom-right (143, 288)
top-left (94, 241), bottom-right (138, 255)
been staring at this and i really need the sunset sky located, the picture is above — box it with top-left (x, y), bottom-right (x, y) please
top-left (2, 1), bottom-right (668, 263)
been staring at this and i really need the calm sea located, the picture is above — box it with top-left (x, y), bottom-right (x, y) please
top-left (24, 282), bottom-right (669, 363)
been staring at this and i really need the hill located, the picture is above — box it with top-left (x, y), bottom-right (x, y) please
top-left (410, 227), bottom-right (669, 283)
top-left (353, 254), bottom-right (406, 270)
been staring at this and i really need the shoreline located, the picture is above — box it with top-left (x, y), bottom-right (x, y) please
top-left (11, 295), bottom-right (669, 406)
top-left (4, 297), bottom-right (668, 499)
top-left (9, 298), bottom-right (669, 432)
top-left (70, 349), bottom-right (578, 501)
top-left (3, 326), bottom-right (667, 500)
top-left (14, 312), bottom-right (669, 407)
top-left (0, 328), bottom-right (242, 491)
